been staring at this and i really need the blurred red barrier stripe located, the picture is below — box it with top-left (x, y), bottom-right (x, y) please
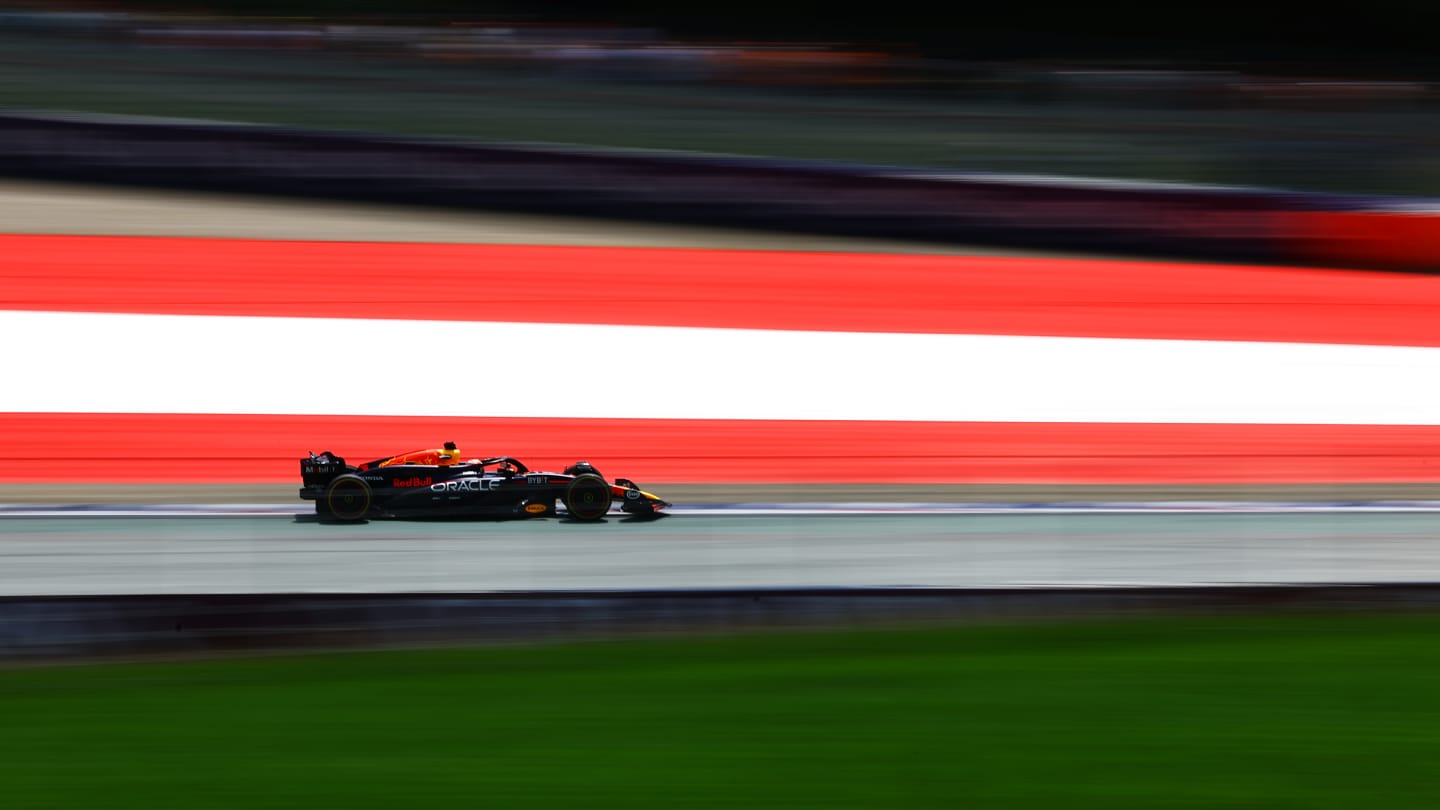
top-left (4, 234), bottom-right (1440, 345)
top-left (3, 413), bottom-right (1438, 484)
top-left (1286, 211), bottom-right (1440, 273)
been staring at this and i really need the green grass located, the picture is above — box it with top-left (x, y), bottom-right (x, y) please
top-left (5, 614), bottom-right (1440, 807)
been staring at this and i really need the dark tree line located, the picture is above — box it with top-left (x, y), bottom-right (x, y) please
top-left (60, 1), bottom-right (1440, 71)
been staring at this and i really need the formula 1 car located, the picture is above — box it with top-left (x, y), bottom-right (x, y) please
top-left (298, 443), bottom-right (671, 522)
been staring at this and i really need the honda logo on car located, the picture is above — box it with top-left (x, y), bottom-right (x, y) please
top-left (431, 478), bottom-right (501, 493)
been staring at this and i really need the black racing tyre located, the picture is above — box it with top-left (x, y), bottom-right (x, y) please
top-left (324, 474), bottom-right (372, 522)
top-left (563, 474), bottom-right (612, 521)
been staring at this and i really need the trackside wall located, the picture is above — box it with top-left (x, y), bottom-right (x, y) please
top-left (1, 111), bottom-right (1437, 271)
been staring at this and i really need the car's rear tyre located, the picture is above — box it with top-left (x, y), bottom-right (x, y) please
top-left (563, 474), bottom-right (612, 521)
top-left (324, 474), bottom-right (372, 522)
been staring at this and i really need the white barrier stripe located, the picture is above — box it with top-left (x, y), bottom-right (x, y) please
top-left (5, 310), bottom-right (1440, 424)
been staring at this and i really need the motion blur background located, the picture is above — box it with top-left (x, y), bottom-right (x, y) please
top-left (5, 0), bottom-right (1440, 194)
top-left (4, 2), bottom-right (1440, 808)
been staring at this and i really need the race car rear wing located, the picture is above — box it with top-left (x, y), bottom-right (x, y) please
top-left (300, 451), bottom-right (348, 486)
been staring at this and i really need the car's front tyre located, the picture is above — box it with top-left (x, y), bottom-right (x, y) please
top-left (563, 474), bottom-right (612, 521)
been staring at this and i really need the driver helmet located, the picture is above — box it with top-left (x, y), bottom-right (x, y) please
top-left (438, 441), bottom-right (459, 465)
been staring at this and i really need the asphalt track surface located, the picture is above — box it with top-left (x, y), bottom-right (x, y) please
top-left (2, 511), bottom-right (1439, 596)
